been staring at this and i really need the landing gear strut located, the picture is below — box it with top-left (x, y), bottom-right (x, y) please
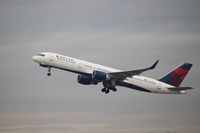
top-left (47, 67), bottom-right (51, 76)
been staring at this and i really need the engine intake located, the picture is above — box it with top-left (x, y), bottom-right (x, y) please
top-left (77, 75), bottom-right (93, 85)
top-left (92, 70), bottom-right (110, 81)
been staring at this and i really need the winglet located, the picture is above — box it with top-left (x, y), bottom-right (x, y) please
top-left (150, 60), bottom-right (159, 69)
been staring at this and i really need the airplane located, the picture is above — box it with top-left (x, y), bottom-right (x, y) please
top-left (32, 52), bottom-right (193, 94)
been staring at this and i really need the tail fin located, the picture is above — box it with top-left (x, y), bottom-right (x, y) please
top-left (159, 63), bottom-right (192, 87)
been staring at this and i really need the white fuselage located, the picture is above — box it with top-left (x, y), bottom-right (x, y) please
top-left (32, 52), bottom-right (186, 94)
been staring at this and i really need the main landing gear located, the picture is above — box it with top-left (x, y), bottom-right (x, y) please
top-left (47, 67), bottom-right (51, 76)
top-left (101, 87), bottom-right (117, 94)
top-left (101, 88), bottom-right (109, 94)
top-left (101, 81), bottom-right (117, 94)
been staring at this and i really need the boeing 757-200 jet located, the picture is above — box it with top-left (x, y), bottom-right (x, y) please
top-left (32, 52), bottom-right (193, 94)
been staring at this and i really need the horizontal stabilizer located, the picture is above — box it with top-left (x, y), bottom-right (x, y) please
top-left (167, 87), bottom-right (194, 91)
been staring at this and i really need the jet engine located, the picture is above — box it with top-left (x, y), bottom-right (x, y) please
top-left (77, 75), bottom-right (93, 85)
top-left (92, 70), bottom-right (110, 81)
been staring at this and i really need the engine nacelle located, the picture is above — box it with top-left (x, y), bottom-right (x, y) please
top-left (77, 75), bottom-right (93, 85)
top-left (92, 70), bottom-right (110, 81)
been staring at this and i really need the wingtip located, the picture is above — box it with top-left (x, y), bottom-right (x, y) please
top-left (156, 60), bottom-right (159, 64)
top-left (151, 60), bottom-right (159, 69)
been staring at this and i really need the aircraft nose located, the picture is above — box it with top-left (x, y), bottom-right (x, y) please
top-left (32, 56), bottom-right (38, 62)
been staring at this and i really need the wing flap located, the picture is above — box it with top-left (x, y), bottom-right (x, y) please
top-left (109, 60), bottom-right (159, 80)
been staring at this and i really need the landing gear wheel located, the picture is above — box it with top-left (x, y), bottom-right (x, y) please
top-left (101, 88), bottom-right (106, 92)
top-left (105, 89), bottom-right (110, 94)
top-left (47, 73), bottom-right (51, 76)
top-left (112, 88), bottom-right (117, 92)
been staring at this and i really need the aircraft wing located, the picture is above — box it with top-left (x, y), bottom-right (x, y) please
top-left (109, 60), bottom-right (159, 80)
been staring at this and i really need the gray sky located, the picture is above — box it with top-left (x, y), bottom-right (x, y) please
top-left (0, 0), bottom-right (200, 133)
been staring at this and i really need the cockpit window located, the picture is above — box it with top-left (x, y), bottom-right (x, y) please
top-left (37, 54), bottom-right (45, 57)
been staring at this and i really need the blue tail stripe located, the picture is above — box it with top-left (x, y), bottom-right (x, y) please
top-left (159, 63), bottom-right (192, 87)
top-left (179, 63), bottom-right (192, 70)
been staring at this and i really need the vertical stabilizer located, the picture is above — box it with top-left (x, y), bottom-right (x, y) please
top-left (159, 63), bottom-right (192, 87)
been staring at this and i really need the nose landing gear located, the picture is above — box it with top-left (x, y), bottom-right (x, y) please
top-left (47, 67), bottom-right (51, 76)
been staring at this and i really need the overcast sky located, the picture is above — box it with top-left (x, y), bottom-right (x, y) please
top-left (0, 0), bottom-right (200, 133)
